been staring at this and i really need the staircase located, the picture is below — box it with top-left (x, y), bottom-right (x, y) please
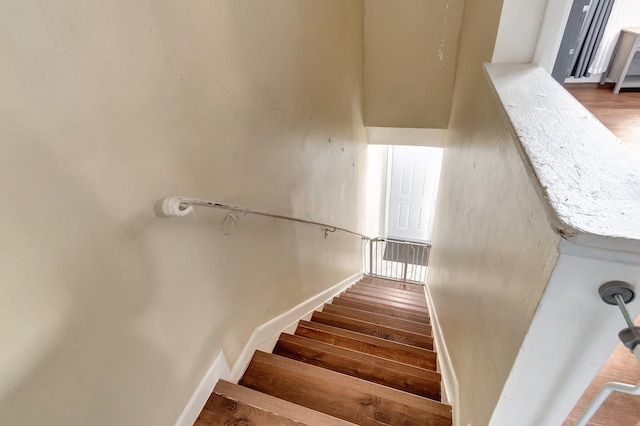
top-left (194, 276), bottom-right (452, 425)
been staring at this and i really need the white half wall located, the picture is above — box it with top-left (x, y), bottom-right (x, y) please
top-left (484, 62), bottom-right (640, 425)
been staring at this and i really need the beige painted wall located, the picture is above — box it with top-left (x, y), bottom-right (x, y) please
top-left (0, 1), bottom-right (367, 424)
top-left (427, 0), bottom-right (561, 424)
top-left (363, 0), bottom-right (464, 129)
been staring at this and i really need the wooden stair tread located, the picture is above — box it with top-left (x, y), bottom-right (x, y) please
top-left (349, 290), bottom-right (426, 308)
top-left (196, 275), bottom-right (451, 425)
top-left (339, 293), bottom-right (430, 314)
top-left (295, 322), bottom-right (437, 370)
top-left (360, 277), bottom-right (425, 293)
top-left (335, 294), bottom-right (431, 318)
top-left (240, 351), bottom-right (452, 424)
top-left (296, 320), bottom-right (437, 370)
top-left (346, 288), bottom-right (428, 308)
top-left (352, 283), bottom-right (427, 301)
top-left (195, 392), bottom-right (305, 425)
top-left (331, 297), bottom-right (430, 324)
top-left (195, 380), bottom-right (355, 425)
top-left (273, 333), bottom-right (441, 400)
top-left (311, 311), bottom-right (434, 350)
top-left (323, 304), bottom-right (431, 335)
top-left (350, 282), bottom-right (425, 300)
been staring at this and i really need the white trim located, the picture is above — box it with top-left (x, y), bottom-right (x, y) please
top-left (174, 351), bottom-right (231, 426)
top-left (424, 283), bottom-right (459, 425)
top-left (564, 75), bottom-right (605, 84)
top-left (383, 145), bottom-right (393, 238)
top-left (174, 270), bottom-right (364, 426)
top-left (366, 127), bottom-right (446, 148)
top-left (230, 270), bottom-right (364, 380)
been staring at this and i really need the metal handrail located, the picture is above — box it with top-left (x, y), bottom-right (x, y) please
top-left (162, 196), bottom-right (431, 284)
top-left (162, 196), bottom-right (369, 240)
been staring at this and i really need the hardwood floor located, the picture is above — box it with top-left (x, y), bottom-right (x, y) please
top-left (565, 83), bottom-right (640, 154)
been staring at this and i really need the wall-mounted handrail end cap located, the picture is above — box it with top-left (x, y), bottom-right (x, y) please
top-left (162, 196), bottom-right (193, 217)
top-left (599, 281), bottom-right (636, 305)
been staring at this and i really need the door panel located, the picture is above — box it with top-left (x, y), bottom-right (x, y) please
top-left (387, 146), bottom-right (442, 242)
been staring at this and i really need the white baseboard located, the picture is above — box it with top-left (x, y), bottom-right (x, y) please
top-left (174, 351), bottom-right (231, 426)
top-left (174, 270), bottom-right (364, 426)
top-left (230, 270), bottom-right (363, 380)
top-left (425, 284), bottom-right (459, 425)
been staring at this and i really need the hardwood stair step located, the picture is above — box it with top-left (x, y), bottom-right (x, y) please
top-left (339, 293), bottom-right (430, 315)
top-left (195, 392), bottom-right (301, 425)
top-left (295, 321), bottom-right (437, 370)
top-left (359, 277), bottom-right (425, 293)
top-left (195, 380), bottom-right (354, 425)
top-left (310, 311), bottom-right (433, 350)
top-left (346, 288), bottom-right (428, 308)
top-left (323, 304), bottom-right (432, 335)
top-left (273, 333), bottom-right (441, 400)
top-left (239, 351), bottom-right (452, 425)
top-left (335, 294), bottom-right (431, 318)
top-left (331, 296), bottom-right (430, 324)
top-left (348, 287), bottom-right (427, 306)
top-left (352, 283), bottom-right (427, 302)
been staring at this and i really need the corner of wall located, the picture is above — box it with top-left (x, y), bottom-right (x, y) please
top-left (174, 270), bottom-right (364, 426)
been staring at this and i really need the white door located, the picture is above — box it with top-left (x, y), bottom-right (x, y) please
top-left (386, 146), bottom-right (443, 242)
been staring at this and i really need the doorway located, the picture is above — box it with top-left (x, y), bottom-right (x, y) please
top-left (385, 145), bottom-right (443, 243)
